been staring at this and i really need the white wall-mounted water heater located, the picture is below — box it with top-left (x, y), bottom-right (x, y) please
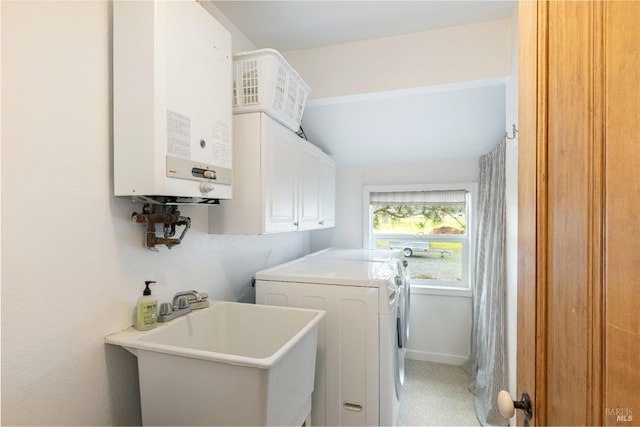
top-left (113, 0), bottom-right (232, 204)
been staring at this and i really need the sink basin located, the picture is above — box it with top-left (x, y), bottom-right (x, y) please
top-left (106, 301), bottom-right (324, 426)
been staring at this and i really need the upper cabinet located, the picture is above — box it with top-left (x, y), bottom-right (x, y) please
top-left (209, 112), bottom-right (335, 235)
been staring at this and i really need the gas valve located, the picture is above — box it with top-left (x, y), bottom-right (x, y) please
top-left (132, 204), bottom-right (191, 250)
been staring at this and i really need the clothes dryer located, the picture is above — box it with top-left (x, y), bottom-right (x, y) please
top-left (256, 257), bottom-right (400, 426)
top-left (306, 248), bottom-right (411, 383)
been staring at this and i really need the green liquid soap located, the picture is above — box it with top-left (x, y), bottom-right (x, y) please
top-left (135, 280), bottom-right (157, 331)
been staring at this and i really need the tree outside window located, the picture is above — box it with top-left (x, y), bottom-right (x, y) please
top-left (367, 188), bottom-right (472, 288)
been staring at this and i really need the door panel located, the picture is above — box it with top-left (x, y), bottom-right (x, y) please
top-left (519, 1), bottom-right (640, 425)
top-left (517, 1), bottom-right (540, 425)
top-left (604, 2), bottom-right (640, 423)
top-left (546, 2), bottom-right (594, 424)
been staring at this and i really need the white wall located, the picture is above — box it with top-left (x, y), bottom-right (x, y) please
top-left (407, 290), bottom-right (473, 365)
top-left (311, 159), bottom-right (479, 364)
top-left (1, 2), bottom-right (310, 425)
top-left (284, 19), bottom-right (512, 100)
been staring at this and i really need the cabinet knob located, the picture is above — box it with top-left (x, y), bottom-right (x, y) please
top-left (318, 220), bottom-right (324, 225)
top-left (293, 222), bottom-right (299, 227)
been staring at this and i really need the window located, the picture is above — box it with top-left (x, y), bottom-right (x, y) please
top-left (363, 184), bottom-right (475, 292)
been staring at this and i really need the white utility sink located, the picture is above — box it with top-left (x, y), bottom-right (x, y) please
top-left (106, 301), bottom-right (324, 426)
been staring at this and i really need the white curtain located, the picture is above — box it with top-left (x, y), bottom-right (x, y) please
top-left (463, 140), bottom-right (508, 426)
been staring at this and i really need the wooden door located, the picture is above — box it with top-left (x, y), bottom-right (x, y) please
top-left (518, 1), bottom-right (640, 425)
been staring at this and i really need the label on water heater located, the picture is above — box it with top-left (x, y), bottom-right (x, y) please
top-left (212, 120), bottom-right (232, 169)
top-left (166, 109), bottom-right (191, 159)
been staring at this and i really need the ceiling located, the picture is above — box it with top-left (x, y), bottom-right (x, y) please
top-left (302, 82), bottom-right (506, 166)
top-left (213, 1), bottom-right (516, 51)
top-left (213, 1), bottom-right (516, 166)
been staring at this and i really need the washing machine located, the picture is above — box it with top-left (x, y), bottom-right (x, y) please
top-left (306, 248), bottom-right (411, 383)
top-left (255, 257), bottom-right (401, 426)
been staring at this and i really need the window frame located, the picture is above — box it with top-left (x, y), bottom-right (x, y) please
top-left (363, 183), bottom-right (477, 297)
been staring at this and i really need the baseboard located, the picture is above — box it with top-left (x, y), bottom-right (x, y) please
top-left (405, 349), bottom-right (468, 366)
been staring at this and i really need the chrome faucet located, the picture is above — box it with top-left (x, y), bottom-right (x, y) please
top-left (172, 290), bottom-right (202, 307)
top-left (157, 291), bottom-right (200, 323)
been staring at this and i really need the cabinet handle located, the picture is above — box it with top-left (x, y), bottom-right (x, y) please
top-left (343, 401), bottom-right (363, 412)
top-left (293, 222), bottom-right (299, 227)
top-left (318, 221), bottom-right (324, 225)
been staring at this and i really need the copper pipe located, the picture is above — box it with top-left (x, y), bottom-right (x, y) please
top-left (133, 204), bottom-right (191, 249)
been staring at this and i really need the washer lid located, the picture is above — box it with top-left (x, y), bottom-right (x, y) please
top-left (307, 247), bottom-right (403, 263)
top-left (256, 257), bottom-right (396, 287)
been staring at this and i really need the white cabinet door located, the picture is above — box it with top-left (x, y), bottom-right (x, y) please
top-left (298, 143), bottom-right (322, 231)
top-left (263, 116), bottom-right (299, 234)
top-left (319, 154), bottom-right (336, 228)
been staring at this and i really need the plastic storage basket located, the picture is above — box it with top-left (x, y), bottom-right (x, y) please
top-left (233, 48), bottom-right (311, 132)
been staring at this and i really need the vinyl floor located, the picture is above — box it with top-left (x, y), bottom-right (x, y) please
top-left (397, 359), bottom-right (480, 426)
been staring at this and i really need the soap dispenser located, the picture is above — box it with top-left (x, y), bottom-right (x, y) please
top-left (135, 281), bottom-right (158, 331)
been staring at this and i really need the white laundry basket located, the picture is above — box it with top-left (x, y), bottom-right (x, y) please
top-left (232, 48), bottom-right (311, 132)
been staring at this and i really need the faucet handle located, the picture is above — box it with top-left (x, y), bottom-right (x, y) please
top-left (159, 302), bottom-right (173, 316)
top-left (176, 296), bottom-right (189, 310)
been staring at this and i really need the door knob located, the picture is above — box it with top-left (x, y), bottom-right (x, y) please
top-left (497, 390), bottom-right (532, 420)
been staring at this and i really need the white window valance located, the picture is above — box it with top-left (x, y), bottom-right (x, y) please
top-left (370, 190), bottom-right (467, 206)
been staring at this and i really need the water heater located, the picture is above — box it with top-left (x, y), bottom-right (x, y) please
top-left (113, 0), bottom-right (232, 204)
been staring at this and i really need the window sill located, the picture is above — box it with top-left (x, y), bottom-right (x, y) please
top-left (410, 285), bottom-right (472, 298)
